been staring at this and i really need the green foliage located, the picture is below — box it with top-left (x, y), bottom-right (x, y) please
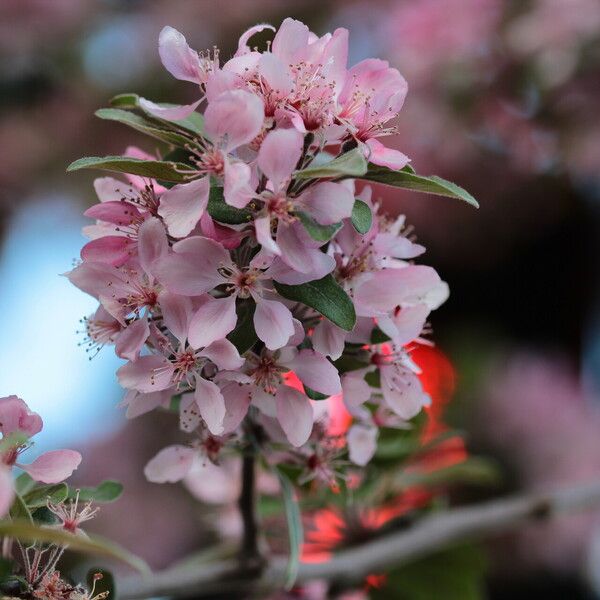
top-left (207, 186), bottom-right (253, 224)
top-left (276, 470), bottom-right (304, 590)
top-left (295, 148), bottom-right (368, 179)
top-left (22, 483), bottom-right (68, 509)
top-left (361, 164), bottom-right (479, 207)
top-left (371, 545), bottom-right (487, 600)
top-left (274, 275), bottom-right (356, 331)
top-left (227, 301), bottom-right (258, 354)
top-left (296, 212), bottom-right (342, 242)
top-left (67, 156), bottom-right (190, 182)
top-left (351, 199), bottom-right (372, 234)
top-left (68, 480), bottom-right (124, 503)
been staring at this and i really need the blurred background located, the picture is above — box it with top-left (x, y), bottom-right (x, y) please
top-left (1, 0), bottom-right (599, 597)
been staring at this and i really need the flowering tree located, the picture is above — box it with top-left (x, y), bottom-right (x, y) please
top-left (2, 16), bottom-right (598, 600)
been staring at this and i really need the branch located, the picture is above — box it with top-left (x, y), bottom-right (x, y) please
top-left (238, 448), bottom-right (261, 565)
top-left (119, 480), bottom-right (600, 599)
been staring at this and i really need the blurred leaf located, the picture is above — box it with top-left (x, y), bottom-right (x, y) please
top-left (296, 212), bottom-right (342, 242)
top-left (351, 199), bottom-right (372, 234)
top-left (303, 385), bottom-right (329, 400)
top-left (67, 156), bottom-right (190, 182)
top-left (10, 493), bottom-right (33, 523)
top-left (371, 545), bottom-right (487, 600)
top-left (361, 165), bottom-right (479, 208)
top-left (14, 473), bottom-right (35, 496)
top-left (207, 186), bottom-right (253, 224)
top-left (227, 301), bottom-right (258, 354)
top-left (87, 567), bottom-right (117, 599)
top-left (68, 481), bottom-right (124, 503)
top-left (109, 93), bottom-right (204, 135)
top-left (0, 521), bottom-right (149, 574)
top-left (333, 353), bottom-right (370, 374)
top-left (95, 108), bottom-right (191, 147)
top-left (274, 275), bottom-right (356, 331)
top-left (276, 470), bottom-right (303, 590)
top-left (295, 148), bottom-right (367, 179)
top-left (23, 483), bottom-right (68, 509)
top-left (370, 327), bottom-right (391, 344)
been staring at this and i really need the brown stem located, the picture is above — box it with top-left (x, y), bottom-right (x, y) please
top-left (238, 447), bottom-right (261, 565)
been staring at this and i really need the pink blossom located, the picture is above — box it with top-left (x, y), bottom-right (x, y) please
top-left (0, 396), bottom-right (81, 515)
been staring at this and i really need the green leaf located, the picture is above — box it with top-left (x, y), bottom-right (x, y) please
top-left (87, 567), bottom-right (117, 599)
top-left (10, 493), bottom-right (33, 524)
top-left (276, 470), bottom-right (304, 590)
top-left (370, 327), bottom-right (391, 344)
top-left (296, 212), bottom-right (342, 242)
top-left (371, 545), bottom-right (487, 600)
top-left (23, 483), bottom-right (68, 509)
top-left (95, 108), bottom-right (191, 147)
top-left (361, 164), bottom-right (479, 208)
top-left (274, 275), bottom-right (356, 331)
top-left (67, 156), bottom-right (191, 182)
top-left (207, 186), bottom-right (253, 224)
top-left (68, 480), bottom-right (124, 503)
top-left (303, 385), bottom-right (329, 400)
top-left (109, 92), bottom-right (204, 135)
top-left (295, 148), bottom-right (367, 179)
top-left (333, 353), bottom-right (370, 374)
top-left (227, 301), bottom-right (258, 354)
top-left (351, 199), bottom-right (372, 234)
top-left (14, 473), bottom-right (35, 496)
top-left (0, 521), bottom-right (149, 574)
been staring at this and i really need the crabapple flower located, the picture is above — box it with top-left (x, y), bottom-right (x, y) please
top-left (0, 396), bottom-right (81, 516)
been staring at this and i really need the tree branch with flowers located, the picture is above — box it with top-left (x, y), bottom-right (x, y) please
top-left (1, 16), bottom-right (599, 600)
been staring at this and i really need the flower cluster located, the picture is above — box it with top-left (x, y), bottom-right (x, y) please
top-left (68, 18), bottom-right (460, 485)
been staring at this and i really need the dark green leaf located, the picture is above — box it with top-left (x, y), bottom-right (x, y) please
top-left (371, 545), bottom-right (487, 600)
top-left (274, 275), bottom-right (356, 331)
top-left (68, 480), bottom-right (124, 504)
top-left (10, 494), bottom-right (32, 524)
top-left (333, 353), bottom-right (370, 374)
top-left (351, 199), bottom-right (372, 234)
top-left (303, 385), bottom-right (329, 400)
top-left (87, 568), bottom-right (117, 599)
top-left (67, 156), bottom-right (191, 182)
top-left (207, 186), bottom-right (253, 224)
top-left (361, 164), bottom-right (479, 208)
top-left (296, 212), bottom-right (342, 242)
top-left (0, 521), bottom-right (149, 574)
top-left (227, 301), bottom-right (258, 354)
top-left (295, 148), bottom-right (367, 179)
top-left (95, 108), bottom-right (191, 147)
top-left (276, 470), bottom-right (304, 590)
top-left (23, 483), bottom-right (68, 508)
top-left (370, 327), bottom-right (391, 344)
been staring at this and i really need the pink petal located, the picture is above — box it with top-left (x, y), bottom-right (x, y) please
top-left (0, 395), bottom-right (43, 437)
top-left (381, 366), bottom-right (427, 420)
top-left (144, 445), bottom-right (196, 483)
top-left (158, 291), bottom-right (193, 344)
top-left (204, 90), bottom-right (264, 152)
top-left (139, 97), bottom-right (202, 121)
top-left (257, 128), bottom-right (304, 190)
top-left (311, 319), bottom-right (346, 360)
top-left (66, 262), bottom-right (124, 300)
top-left (115, 318), bottom-right (150, 361)
top-left (255, 216), bottom-right (281, 256)
top-left (158, 26), bottom-right (202, 84)
top-left (341, 373), bottom-right (372, 412)
top-left (276, 223), bottom-right (336, 275)
top-left (158, 176), bottom-right (210, 238)
top-left (124, 389), bottom-right (171, 419)
top-left (299, 181), bottom-right (355, 225)
top-left (378, 304), bottom-right (430, 346)
top-left (365, 138), bottom-right (410, 170)
top-left (84, 201), bottom-right (143, 225)
top-left (272, 18), bottom-right (310, 63)
top-left (199, 339), bottom-right (244, 370)
top-left (81, 236), bottom-right (136, 267)
top-left (117, 355), bottom-right (174, 392)
top-left (266, 254), bottom-right (335, 285)
top-left (188, 295), bottom-right (237, 349)
top-left (94, 177), bottom-right (125, 202)
top-left (258, 52), bottom-right (294, 98)
top-left (221, 383), bottom-right (252, 434)
top-left (20, 450), bottom-right (82, 484)
top-left (253, 298), bottom-right (294, 350)
top-left (223, 159), bottom-right (254, 208)
top-left (179, 393), bottom-right (201, 433)
top-left (285, 349), bottom-right (341, 396)
top-left (194, 376), bottom-right (226, 435)
top-left (138, 217), bottom-right (168, 276)
top-left (0, 467), bottom-right (15, 517)
top-left (276, 386), bottom-right (313, 447)
top-left (236, 23), bottom-right (275, 55)
top-left (153, 237), bottom-right (228, 296)
top-left (347, 425), bottom-right (377, 466)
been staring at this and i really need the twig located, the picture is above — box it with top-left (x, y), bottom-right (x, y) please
top-left (238, 448), bottom-right (261, 565)
top-left (118, 480), bottom-right (600, 599)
